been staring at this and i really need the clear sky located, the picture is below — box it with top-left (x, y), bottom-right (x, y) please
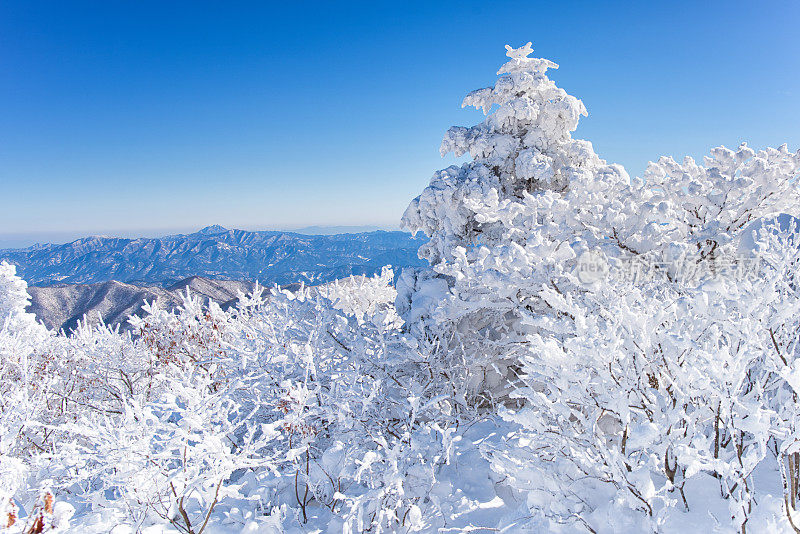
top-left (1, 1), bottom-right (799, 247)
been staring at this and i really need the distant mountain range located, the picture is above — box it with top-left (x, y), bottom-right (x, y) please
top-left (0, 225), bottom-right (428, 288)
top-left (27, 276), bottom-right (259, 333)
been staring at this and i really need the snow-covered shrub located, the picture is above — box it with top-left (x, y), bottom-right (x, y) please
top-left (317, 266), bottom-right (400, 327)
top-left (0, 261), bottom-right (51, 517)
top-left (224, 285), bottom-right (453, 532)
top-left (486, 218), bottom-right (800, 532)
top-left (0, 280), bottom-right (455, 533)
top-left (33, 289), bottom-right (292, 531)
top-left (55, 362), bottom-right (283, 534)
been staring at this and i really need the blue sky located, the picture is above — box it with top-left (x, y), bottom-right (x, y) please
top-left (1, 1), bottom-right (798, 247)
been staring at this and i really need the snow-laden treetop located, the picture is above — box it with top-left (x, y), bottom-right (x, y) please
top-left (439, 41), bottom-right (589, 193)
top-left (404, 41), bottom-right (626, 268)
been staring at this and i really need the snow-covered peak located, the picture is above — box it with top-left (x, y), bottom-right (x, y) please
top-left (197, 224), bottom-right (229, 235)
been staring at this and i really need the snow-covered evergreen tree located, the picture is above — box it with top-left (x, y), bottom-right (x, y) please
top-left (399, 42), bottom-right (630, 403)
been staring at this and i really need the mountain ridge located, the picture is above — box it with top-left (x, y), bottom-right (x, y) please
top-left (26, 276), bottom-right (257, 333)
top-left (0, 226), bottom-right (428, 288)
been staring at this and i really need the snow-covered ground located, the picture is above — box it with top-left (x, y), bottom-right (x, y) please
top-left (3, 262), bottom-right (800, 534)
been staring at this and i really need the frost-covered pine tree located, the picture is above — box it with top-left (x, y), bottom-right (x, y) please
top-left (399, 42), bottom-right (629, 404)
